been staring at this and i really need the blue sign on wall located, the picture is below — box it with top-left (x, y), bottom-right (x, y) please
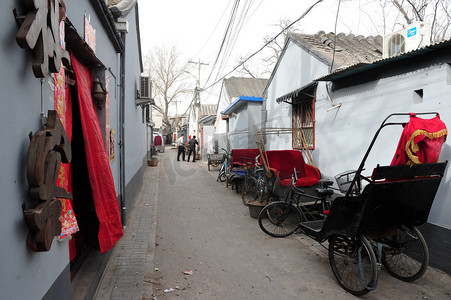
top-left (407, 27), bottom-right (417, 37)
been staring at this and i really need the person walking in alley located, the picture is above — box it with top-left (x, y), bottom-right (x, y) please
top-left (176, 134), bottom-right (185, 161)
top-left (187, 135), bottom-right (199, 162)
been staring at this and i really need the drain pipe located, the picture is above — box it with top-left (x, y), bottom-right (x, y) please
top-left (117, 29), bottom-right (127, 227)
top-left (40, 78), bottom-right (47, 127)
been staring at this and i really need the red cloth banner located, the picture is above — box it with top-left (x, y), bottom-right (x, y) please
top-left (391, 113), bottom-right (447, 166)
top-left (54, 64), bottom-right (79, 248)
top-left (71, 53), bottom-right (123, 253)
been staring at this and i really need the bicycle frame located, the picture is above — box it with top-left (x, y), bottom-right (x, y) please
top-left (279, 169), bottom-right (332, 221)
top-left (217, 148), bottom-right (231, 182)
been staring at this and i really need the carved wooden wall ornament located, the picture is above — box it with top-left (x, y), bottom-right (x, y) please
top-left (24, 110), bottom-right (72, 251)
top-left (16, 0), bottom-right (70, 78)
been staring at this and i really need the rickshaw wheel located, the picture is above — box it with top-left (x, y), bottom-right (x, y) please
top-left (329, 235), bottom-right (378, 296)
top-left (257, 201), bottom-right (301, 237)
top-left (381, 226), bottom-right (429, 282)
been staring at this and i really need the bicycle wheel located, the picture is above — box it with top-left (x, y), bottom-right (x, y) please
top-left (242, 177), bottom-right (257, 206)
top-left (258, 201), bottom-right (301, 237)
top-left (381, 226), bottom-right (429, 282)
top-left (329, 235), bottom-right (378, 296)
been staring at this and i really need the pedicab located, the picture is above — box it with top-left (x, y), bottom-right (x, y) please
top-left (262, 113), bottom-right (448, 295)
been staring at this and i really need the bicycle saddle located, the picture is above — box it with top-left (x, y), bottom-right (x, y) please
top-left (315, 188), bottom-right (334, 198)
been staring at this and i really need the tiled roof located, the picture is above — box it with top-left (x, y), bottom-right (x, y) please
top-left (199, 104), bottom-right (217, 118)
top-left (107, 0), bottom-right (121, 5)
top-left (290, 31), bottom-right (383, 70)
top-left (107, 0), bottom-right (136, 17)
top-left (224, 77), bottom-right (268, 99)
top-left (316, 37), bottom-right (451, 82)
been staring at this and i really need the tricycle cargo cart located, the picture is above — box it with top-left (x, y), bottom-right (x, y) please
top-left (207, 153), bottom-right (226, 171)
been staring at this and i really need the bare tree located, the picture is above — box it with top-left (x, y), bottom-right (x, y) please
top-left (262, 19), bottom-right (301, 72)
top-left (381, 0), bottom-right (451, 42)
top-left (234, 19), bottom-right (301, 78)
top-left (143, 46), bottom-right (191, 140)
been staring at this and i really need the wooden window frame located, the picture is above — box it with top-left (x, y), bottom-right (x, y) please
top-left (292, 98), bottom-right (315, 150)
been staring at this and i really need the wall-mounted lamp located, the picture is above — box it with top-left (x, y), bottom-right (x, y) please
top-left (92, 76), bottom-right (107, 110)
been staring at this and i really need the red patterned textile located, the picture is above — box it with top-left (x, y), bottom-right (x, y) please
top-left (391, 113), bottom-right (447, 166)
top-left (53, 64), bottom-right (79, 260)
top-left (71, 53), bottom-right (123, 253)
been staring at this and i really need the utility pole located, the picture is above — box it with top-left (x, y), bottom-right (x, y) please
top-left (188, 59), bottom-right (208, 158)
top-left (174, 99), bottom-right (180, 142)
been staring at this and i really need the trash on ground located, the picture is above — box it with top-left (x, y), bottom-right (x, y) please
top-left (164, 288), bottom-right (175, 293)
top-left (182, 270), bottom-right (193, 275)
top-left (154, 267), bottom-right (159, 271)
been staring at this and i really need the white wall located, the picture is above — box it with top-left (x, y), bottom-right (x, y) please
top-left (265, 40), bottom-right (329, 150)
top-left (215, 85), bottom-right (235, 133)
top-left (124, 6), bottom-right (147, 185)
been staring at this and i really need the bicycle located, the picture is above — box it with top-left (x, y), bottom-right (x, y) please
top-left (242, 156), bottom-right (274, 206)
top-left (258, 168), bottom-right (334, 237)
top-left (217, 148), bottom-right (231, 182)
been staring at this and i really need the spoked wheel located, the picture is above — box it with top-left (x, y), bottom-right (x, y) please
top-left (218, 171), bottom-right (226, 182)
top-left (329, 235), bottom-right (378, 296)
top-left (242, 177), bottom-right (257, 206)
top-left (381, 226), bottom-right (429, 282)
top-left (257, 201), bottom-right (301, 237)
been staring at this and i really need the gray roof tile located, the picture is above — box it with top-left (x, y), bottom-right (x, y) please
top-left (290, 31), bottom-right (383, 70)
top-left (224, 77), bottom-right (268, 99)
top-left (199, 104), bottom-right (217, 118)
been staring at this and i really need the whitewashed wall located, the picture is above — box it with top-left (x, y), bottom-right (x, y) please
top-left (215, 85), bottom-right (229, 133)
top-left (265, 40), bottom-right (330, 150)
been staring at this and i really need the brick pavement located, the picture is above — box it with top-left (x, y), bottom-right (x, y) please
top-left (94, 164), bottom-right (159, 300)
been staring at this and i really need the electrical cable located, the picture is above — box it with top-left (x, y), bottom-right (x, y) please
top-left (204, 0), bottom-right (240, 87)
top-left (325, 0), bottom-right (343, 111)
top-left (214, 0), bottom-right (254, 83)
top-left (193, 0), bottom-right (234, 59)
top-left (202, 0), bottom-right (325, 91)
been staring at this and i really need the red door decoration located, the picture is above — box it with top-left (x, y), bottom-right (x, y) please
top-left (25, 110), bottom-right (72, 251)
top-left (71, 53), bottom-right (123, 253)
top-left (54, 64), bottom-right (79, 247)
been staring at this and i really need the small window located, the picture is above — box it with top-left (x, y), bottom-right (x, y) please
top-left (292, 99), bottom-right (315, 150)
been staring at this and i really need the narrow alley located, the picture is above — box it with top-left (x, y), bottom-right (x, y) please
top-left (95, 150), bottom-right (451, 300)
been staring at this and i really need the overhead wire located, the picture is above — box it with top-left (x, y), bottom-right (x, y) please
top-left (202, 0), bottom-right (325, 92)
top-left (193, 0), bottom-right (234, 59)
top-left (214, 0), bottom-right (255, 83)
top-left (204, 0), bottom-right (241, 87)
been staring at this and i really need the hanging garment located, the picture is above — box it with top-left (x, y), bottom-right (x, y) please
top-left (391, 113), bottom-right (447, 166)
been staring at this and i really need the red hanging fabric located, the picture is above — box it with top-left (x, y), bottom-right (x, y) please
top-left (71, 53), bottom-right (123, 253)
top-left (391, 113), bottom-right (447, 166)
top-left (53, 64), bottom-right (79, 260)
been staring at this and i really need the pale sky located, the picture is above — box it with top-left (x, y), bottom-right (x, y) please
top-left (137, 0), bottom-right (388, 112)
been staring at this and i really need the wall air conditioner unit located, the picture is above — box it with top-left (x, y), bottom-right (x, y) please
top-left (136, 76), bottom-right (154, 106)
top-left (383, 22), bottom-right (431, 59)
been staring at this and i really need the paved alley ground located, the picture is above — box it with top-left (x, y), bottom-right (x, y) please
top-left (95, 150), bottom-right (451, 300)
